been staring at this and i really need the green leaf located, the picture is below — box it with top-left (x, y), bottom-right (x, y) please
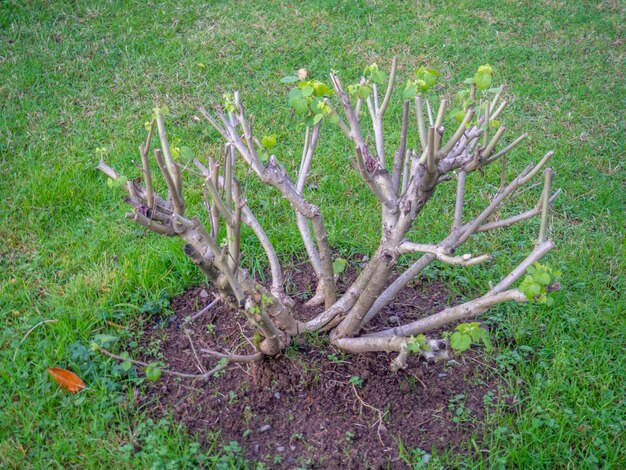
top-left (301, 85), bottom-right (314, 97)
top-left (371, 70), bottom-right (387, 84)
top-left (93, 334), bottom-right (119, 347)
top-left (170, 146), bottom-right (180, 159)
top-left (532, 271), bottom-right (551, 286)
top-left (313, 82), bottom-right (333, 97)
top-left (261, 135), bottom-right (277, 150)
top-left (403, 83), bottom-right (417, 100)
top-left (179, 146), bottom-right (193, 162)
top-left (288, 88), bottom-right (303, 105)
top-left (521, 279), bottom-right (542, 299)
top-left (462, 78), bottom-right (475, 84)
top-left (450, 332), bottom-right (472, 352)
top-left (474, 71), bottom-right (492, 90)
top-left (332, 258), bottom-right (347, 275)
top-left (292, 97), bottom-right (309, 115)
top-left (415, 67), bottom-right (438, 91)
top-left (357, 85), bottom-right (371, 99)
top-left (107, 175), bottom-right (128, 189)
top-left (478, 329), bottom-right (493, 351)
top-left (313, 113), bottom-right (324, 124)
top-left (328, 113), bottom-right (339, 124)
top-left (145, 363), bottom-right (162, 381)
top-left (280, 75), bottom-right (299, 83)
top-left (348, 375), bottom-right (363, 387)
top-left (407, 342), bottom-right (421, 353)
top-left (453, 110), bottom-right (466, 123)
top-left (119, 352), bottom-right (133, 371)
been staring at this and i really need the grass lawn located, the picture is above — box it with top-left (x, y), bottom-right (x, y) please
top-left (1, 0), bottom-right (624, 467)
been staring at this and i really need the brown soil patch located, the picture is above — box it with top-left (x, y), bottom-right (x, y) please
top-left (138, 260), bottom-right (503, 468)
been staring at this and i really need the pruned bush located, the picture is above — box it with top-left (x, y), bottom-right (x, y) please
top-left (98, 61), bottom-right (560, 378)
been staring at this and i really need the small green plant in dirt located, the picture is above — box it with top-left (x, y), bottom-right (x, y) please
top-left (348, 375), bottom-right (364, 387)
top-left (446, 322), bottom-right (492, 353)
top-left (518, 261), bottom-right (561, 305)
top-left (448, 394), bottom-right (472, 424)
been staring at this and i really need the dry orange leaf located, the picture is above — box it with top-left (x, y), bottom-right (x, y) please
top-left (48, 367), bottom-right (85, 393)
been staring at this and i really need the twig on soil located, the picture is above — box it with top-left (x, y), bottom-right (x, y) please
top-left (183, 326), bottom-right (206, 374)
top-left (200, 348), bottom-right (263, 363)
top-left (412, 373), bottom-right (428, 390)
top-left (183, 298), bottom-right (220, 324)
top-left (13, 319), bottom-right (58, 361)
top-left (463, 354), bottom-right (499, 373)
top-left (351, 383), bottom-right (387, 446)
top-left (98, 347), bottom-right (227, 380)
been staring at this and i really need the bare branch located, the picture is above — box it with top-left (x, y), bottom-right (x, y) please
top-left (414, 96), bottom-right (428, 152)
top-left (398, 242), bottom-right (492, 266)
top-left (154, 149), bottom-right (185, 215)
top-left (96, 161), bottom-right (120, 180)
top-left (477, 189), bottom-right (561, 232)
top-left (378, 57), bottom-right (397, 118)
top-left (538, 169), bottom-right (554, 243)
top-left (439, 107), bottom-right (475, 157)
top-left (492, 240), bottom-right (555, 293)
top-left (453, 171), bottom-right (467, 231)
top-left (201, 349), bottom-right (263, 363)
top-left (139, 119), bottom-right (156, 209)
top-left (367, 289), bottom-right (528, 338)
top-left (490, 99), bottom-right (508, 121)
top-left (485, 133), bottom-right (529, 165)
top-left (125, 212), bottom-right (174, 236)
top-left (155, 110), bottom-right (182, 194)
top-left (434, 98), bottom-right (447, 130)
top-left (392, 100), bottom-right (410, 193)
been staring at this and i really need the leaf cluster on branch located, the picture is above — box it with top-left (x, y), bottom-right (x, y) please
top-left (97, 61), bottom-right (561, 378)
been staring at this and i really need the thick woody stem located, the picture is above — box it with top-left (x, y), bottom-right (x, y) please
top-left (397, 242), bottom-right (492, 266)
top-left (208, 157), bottom-right (221, 239)
top-left (492, 240), bottom-right (555, 293)
top-left (294, 124), bottom-right (325, 299)
top-left (334, 336), bottom-right (449, 367)
top-left (241, 206), bottom-right (284, 297)
top-left (367, 289), bottom-right (528, 338)
top-left (126, 212), bottom-right (174, 236)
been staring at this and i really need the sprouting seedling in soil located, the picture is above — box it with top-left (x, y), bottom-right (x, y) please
top-left (348, 375), bottom-right (364, 387)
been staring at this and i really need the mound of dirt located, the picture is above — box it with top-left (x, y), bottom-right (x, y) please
top-left (138, 262), bottom-right (504, 468)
